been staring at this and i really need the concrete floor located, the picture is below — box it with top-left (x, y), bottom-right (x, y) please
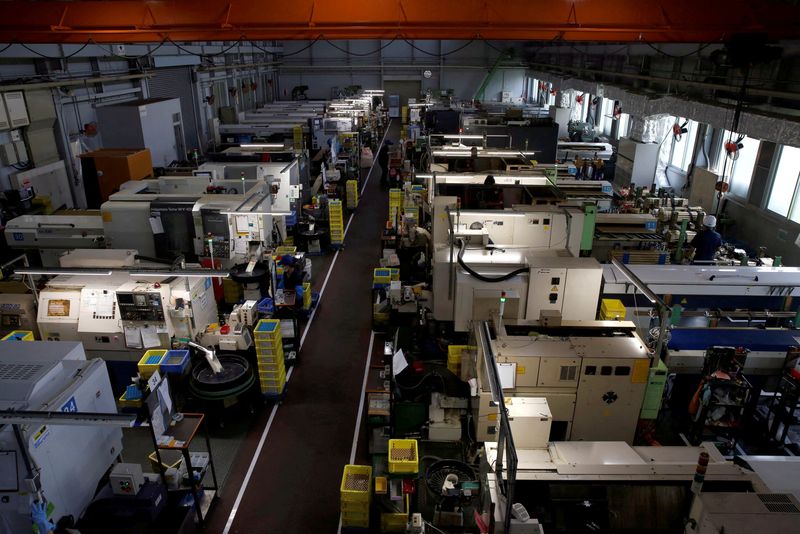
top-left (197, 122), bottom-right (398, 533)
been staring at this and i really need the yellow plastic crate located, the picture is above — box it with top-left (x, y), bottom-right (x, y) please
top-left (341, 464), bottom-right (372, 503)
top-left (256, 352), bottom-right (284, 365)
top-left (388, 439), bottom-right (418, 474)
top-left (340, 499), bottom-right (369, 513)
top-left (447, 345), bottom-right (476, 374)
top-left (374, 268), bottom-right (392, 286)
top-left (342, 510), bottom-right (369, 528)
top-left (346, 179), bottom-right (359, 209)
top-left (303, 281), bottom-right (312, 310)
top-left (261, 383), bottom-right (286, 394)
top-left (258, 367), bottom-right (286, 380)
top-left (1, 330), bottom-right (34, 341)
top-left (381, 495), bottom-right (409, 532)
top-left (256, 339), bottom-right (283, 352)
top-left (118, 390), bottom-right (142, 409)
top-left (600, 299), bottom-right (626, 320)
top-left (137, 350), bottom-right (167, 378)
top-left (275, 246), bottom-right (297, 255)
top-left (254, 319), bottom-right (281, 339)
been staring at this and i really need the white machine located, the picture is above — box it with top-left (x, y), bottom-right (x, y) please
top-left (431, 197), bottom-right (596, 331)
top-left (0, 341), bottom-right (122, 534)
top-left (686, 492), bottom-right (800, 534)
top-left (115, 276), bottom-right (218, 349)
top-left (37, 251), bottom-right (139, 354)
top-left (59, 248), bottom-right (137, 268)
top-left (37, 288), bottom-right (81, 342)
top-left (474, 318), bottom-right (651, 444)
top-left (4, 214), bottom-right (105, 265)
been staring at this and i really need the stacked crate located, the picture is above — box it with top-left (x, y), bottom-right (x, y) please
top-left (340, 464), bottom-right (371, 529)
top-left (330, 199), bottom-right (344, 246)
top-left (254, 319), bottom-right (286, 396)
top-left (346, 179), bottom-right (359, 209)
top-left (389, 189), bottom-right (402, 212)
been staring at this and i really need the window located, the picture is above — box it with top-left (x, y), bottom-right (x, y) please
top-left (716, 131), bottom-right (760, 200)
top-left (579, 93), bottom-right (590, 123)
top-left (667, 118), bottom-right (698, 172)
top-left (600, 98), bottom-right (615, 136)
top-left (617, 113), bottom-right (630, 140)
top-left (767, 145), bottom-right (800, 220)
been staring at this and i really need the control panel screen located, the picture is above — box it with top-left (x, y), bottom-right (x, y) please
top-left (116, 292), bottom-right (165, 322)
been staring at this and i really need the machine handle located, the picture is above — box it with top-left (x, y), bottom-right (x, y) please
top-left (37, 222), bottom-right (75, 228)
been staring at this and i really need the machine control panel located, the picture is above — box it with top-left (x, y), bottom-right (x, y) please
top-left (203, 237), bottom-right (230, 258)
top-left (116, 292), bottom-right (166, 322)
top-left (201, 208), bottom-right (233, 259)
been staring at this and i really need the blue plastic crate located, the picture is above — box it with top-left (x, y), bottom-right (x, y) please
top-left (160, 350), bottom-right (190, 374)
top-left (257, 297), bottom-right (275, 315)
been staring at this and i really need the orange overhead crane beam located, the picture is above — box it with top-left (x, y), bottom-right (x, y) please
top-left (0, 0), bottom-right (799, 44)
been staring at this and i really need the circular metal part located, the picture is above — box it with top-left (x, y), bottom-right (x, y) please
top-left (425, 459), bottom-right (477, 499)
top-left (229, 262), bottom-right (269, 283)
top-left (189, 353), bottom-right (255, 400)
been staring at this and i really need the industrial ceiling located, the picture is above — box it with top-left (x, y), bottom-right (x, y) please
top-left (1, 0), bottom-right (800, 43)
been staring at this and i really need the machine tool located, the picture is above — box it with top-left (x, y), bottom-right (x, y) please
top-left (0, 341), bottom-right (122, 534)
top-left (4, 214), bottom-right (105, 265)
top-left (473, 317), bottom-right (651, 443)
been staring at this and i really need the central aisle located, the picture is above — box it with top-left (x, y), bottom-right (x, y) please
top-left (208, 121), bottom-right (399, 533)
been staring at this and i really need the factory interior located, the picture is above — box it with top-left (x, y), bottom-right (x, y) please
top-left (5, 2), bottom-right (800, 533)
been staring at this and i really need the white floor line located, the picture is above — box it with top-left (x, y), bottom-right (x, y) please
top-left (360, 119), bottom-right (391, 197)
top-left (338, 330), bottom-right (375, 534)
top-left (299, 246), bottom-right (341, 349)
top-left (221, 366), bottom-right (291, 534)
top-left (225, 121), bottom-right (392, 534)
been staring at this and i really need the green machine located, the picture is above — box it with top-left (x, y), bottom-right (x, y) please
top-left (580, 204), bottom-right (597, 256)
top-left (640, 358), bottom-right (669, 419)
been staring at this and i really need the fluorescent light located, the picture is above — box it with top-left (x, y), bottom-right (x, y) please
top-left (15, 268), bottom-right (113, 276)
top-left (15, 267), bottom-right (229, 278)
top-left (442, 134), bottom-right (483, 140)
top-left (130, 270), bottom-right (230, 278)
top-left (219, 211), bottom-right (293, 216)
top-left (239, 143), bottom-right (287, 149)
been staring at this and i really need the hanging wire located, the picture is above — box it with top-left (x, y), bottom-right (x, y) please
top-left (642, 40), bottom-right (713, 58)
top-left (324, 37), bottom-right (398, 57)
top-left (166, 36), bottom-right (244, 58)
top-left (271, 35), bottom-right (324, 57)
top-left (90, 38), bottom-right (168, 60)
top-left (19, 40), bottom-right (93, 60)
top-left (402, 38), bottom-right (475, 57)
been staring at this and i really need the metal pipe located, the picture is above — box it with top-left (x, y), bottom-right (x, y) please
top-left (529, 62), bottom-right (800, 102)
top-left (0, 73), bottom-right (149, 92)
top-left (0, 410), bottom-right (136, 426)
top-left (610, 257), bottom-right (667, 308)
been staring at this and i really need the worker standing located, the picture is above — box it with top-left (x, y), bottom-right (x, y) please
top-left (378, 140), bottom-right (393, 185)
top-left (690, 215), bottom-right (723, 263)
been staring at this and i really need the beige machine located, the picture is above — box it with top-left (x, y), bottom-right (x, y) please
top-left (115, 276), bottom-right (218, 350)
top-left (0, 293), bottom-right (38, 338)
top-left (430, 196), bottom-right (599, 331)
top-left (473, 317), bottom-right (651, 444)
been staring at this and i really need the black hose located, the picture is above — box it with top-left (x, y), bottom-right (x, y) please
top-left (456, 239), bottom-right (528, 283)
